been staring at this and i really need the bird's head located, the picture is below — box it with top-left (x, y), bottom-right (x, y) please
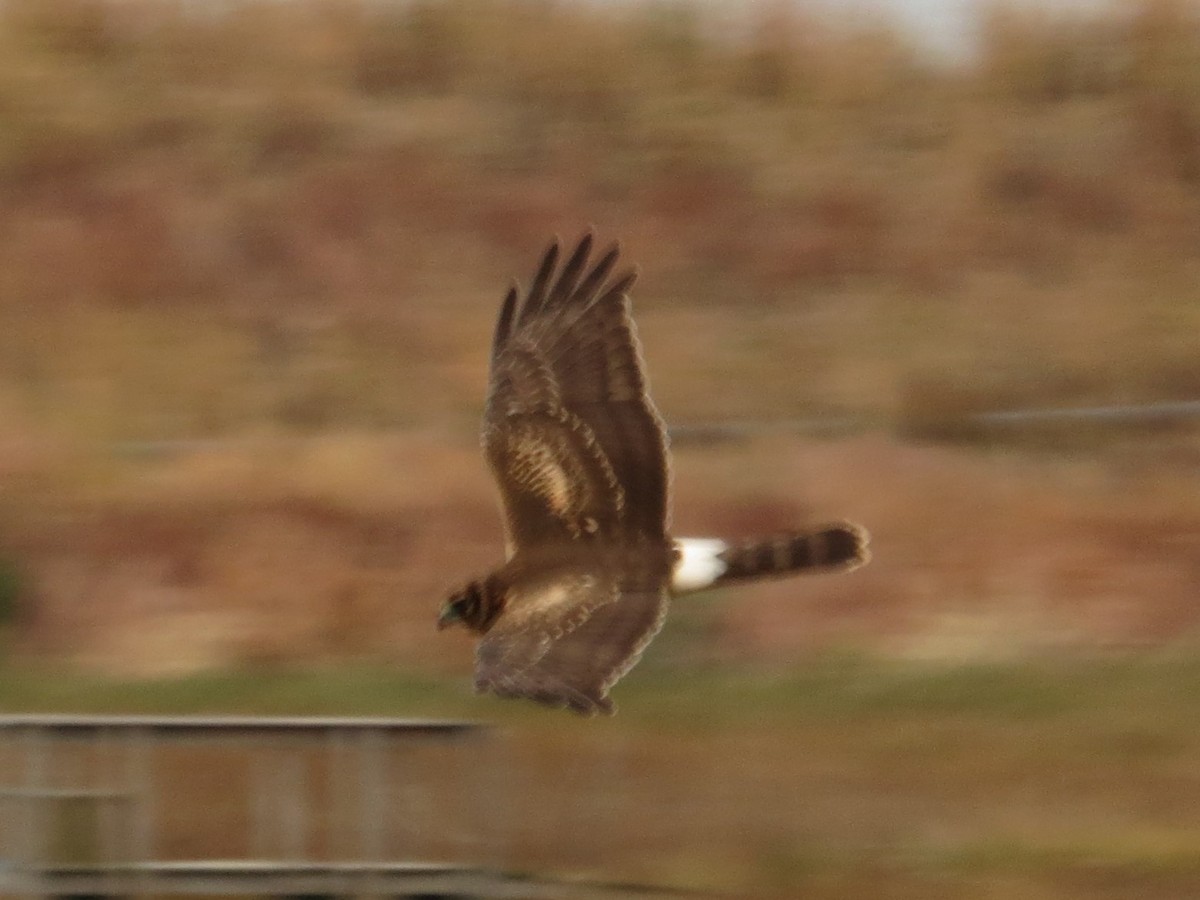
top-left (438, 579), bottom-right (492, 633)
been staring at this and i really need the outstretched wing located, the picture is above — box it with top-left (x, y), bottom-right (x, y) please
top-left (483, 234), bottom-right (669, 554)
top-left (473, 566), bottom-right (668, 716)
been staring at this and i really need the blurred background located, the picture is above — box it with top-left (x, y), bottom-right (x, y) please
top-left (0, 0), bottom-right (1199, 896)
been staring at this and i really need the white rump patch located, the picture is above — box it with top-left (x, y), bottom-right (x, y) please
top-left (671, 538), bottom-right (728, 594)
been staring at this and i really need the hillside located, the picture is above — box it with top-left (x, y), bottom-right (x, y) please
top-left (0, 0), bottom-right (1198, 673)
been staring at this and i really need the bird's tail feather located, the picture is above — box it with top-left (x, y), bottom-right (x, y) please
top-left (712, 523), bottom-right (869, 588)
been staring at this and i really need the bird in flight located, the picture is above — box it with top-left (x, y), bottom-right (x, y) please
top-left (438, 233), bottom-right (869, 715)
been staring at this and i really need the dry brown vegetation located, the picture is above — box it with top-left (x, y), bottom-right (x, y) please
top-left (0, 0), bottom-right (1198, 674)
top-left (0, 0), bottom-right (1198, 441)
top-left (4, 429), bottom-right (1199, 679)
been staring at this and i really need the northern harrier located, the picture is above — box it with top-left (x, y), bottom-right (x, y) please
top-left (438, 234), bottom-right (869, 715)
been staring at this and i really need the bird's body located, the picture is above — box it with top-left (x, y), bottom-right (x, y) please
top-left (439, 234), bottom-right (869, 715)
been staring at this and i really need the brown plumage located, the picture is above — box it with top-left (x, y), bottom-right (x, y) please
top-left (439, 233), bottom-right (869, 715)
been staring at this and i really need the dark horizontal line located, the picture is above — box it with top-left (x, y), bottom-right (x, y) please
top-left (0, 714), bottom-right (488, 736)
top-left (969, 400), bottom-right (1200, 425)
top-left (63, 399), bottom-right (1200, 460)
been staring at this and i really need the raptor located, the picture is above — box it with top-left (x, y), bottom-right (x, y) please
top-left (439, 234), bottom-right (869, 715)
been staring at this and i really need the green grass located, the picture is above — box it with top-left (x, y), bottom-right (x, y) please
top-left (0, 660), bottom-right (466, 715)
top-left (4, 653), bottom-right (1200, 897)
top-left (4, 649), bottom-right (1200, 725)
top-left (610, 649), bottom-right (1200, 727)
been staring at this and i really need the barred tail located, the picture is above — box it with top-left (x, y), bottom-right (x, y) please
top-left (713, 522), bottom-right (869, 588)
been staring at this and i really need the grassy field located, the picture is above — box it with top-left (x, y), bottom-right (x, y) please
top-left (4, 653), bottom-right (1200, 898)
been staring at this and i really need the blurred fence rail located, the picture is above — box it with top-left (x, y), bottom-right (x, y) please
top-left (967, 399), bottom-right (1200, 426)
top-left (95, 399), bottom-right (1200, 459)
top-left (0, 714), bottom-right (702, 900)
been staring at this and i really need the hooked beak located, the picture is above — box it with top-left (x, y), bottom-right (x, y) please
top-left (437, 606), bottom-right (460, 630)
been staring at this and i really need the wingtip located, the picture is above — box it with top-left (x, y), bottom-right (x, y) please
top-left (492, 281), bottom-right (520, 355)
top-left (606, 266), bottom-right (639, 299)
top-left (502, 278), bottom-right (520, 313)
top-left (597, 239), bottom-right (622, 268)
top-left (538, 236), bottom-right (563, 275)
top-left (568, 694), bottom-right (615, 717)
top-left (570, 229), bottom-right (594, 259)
